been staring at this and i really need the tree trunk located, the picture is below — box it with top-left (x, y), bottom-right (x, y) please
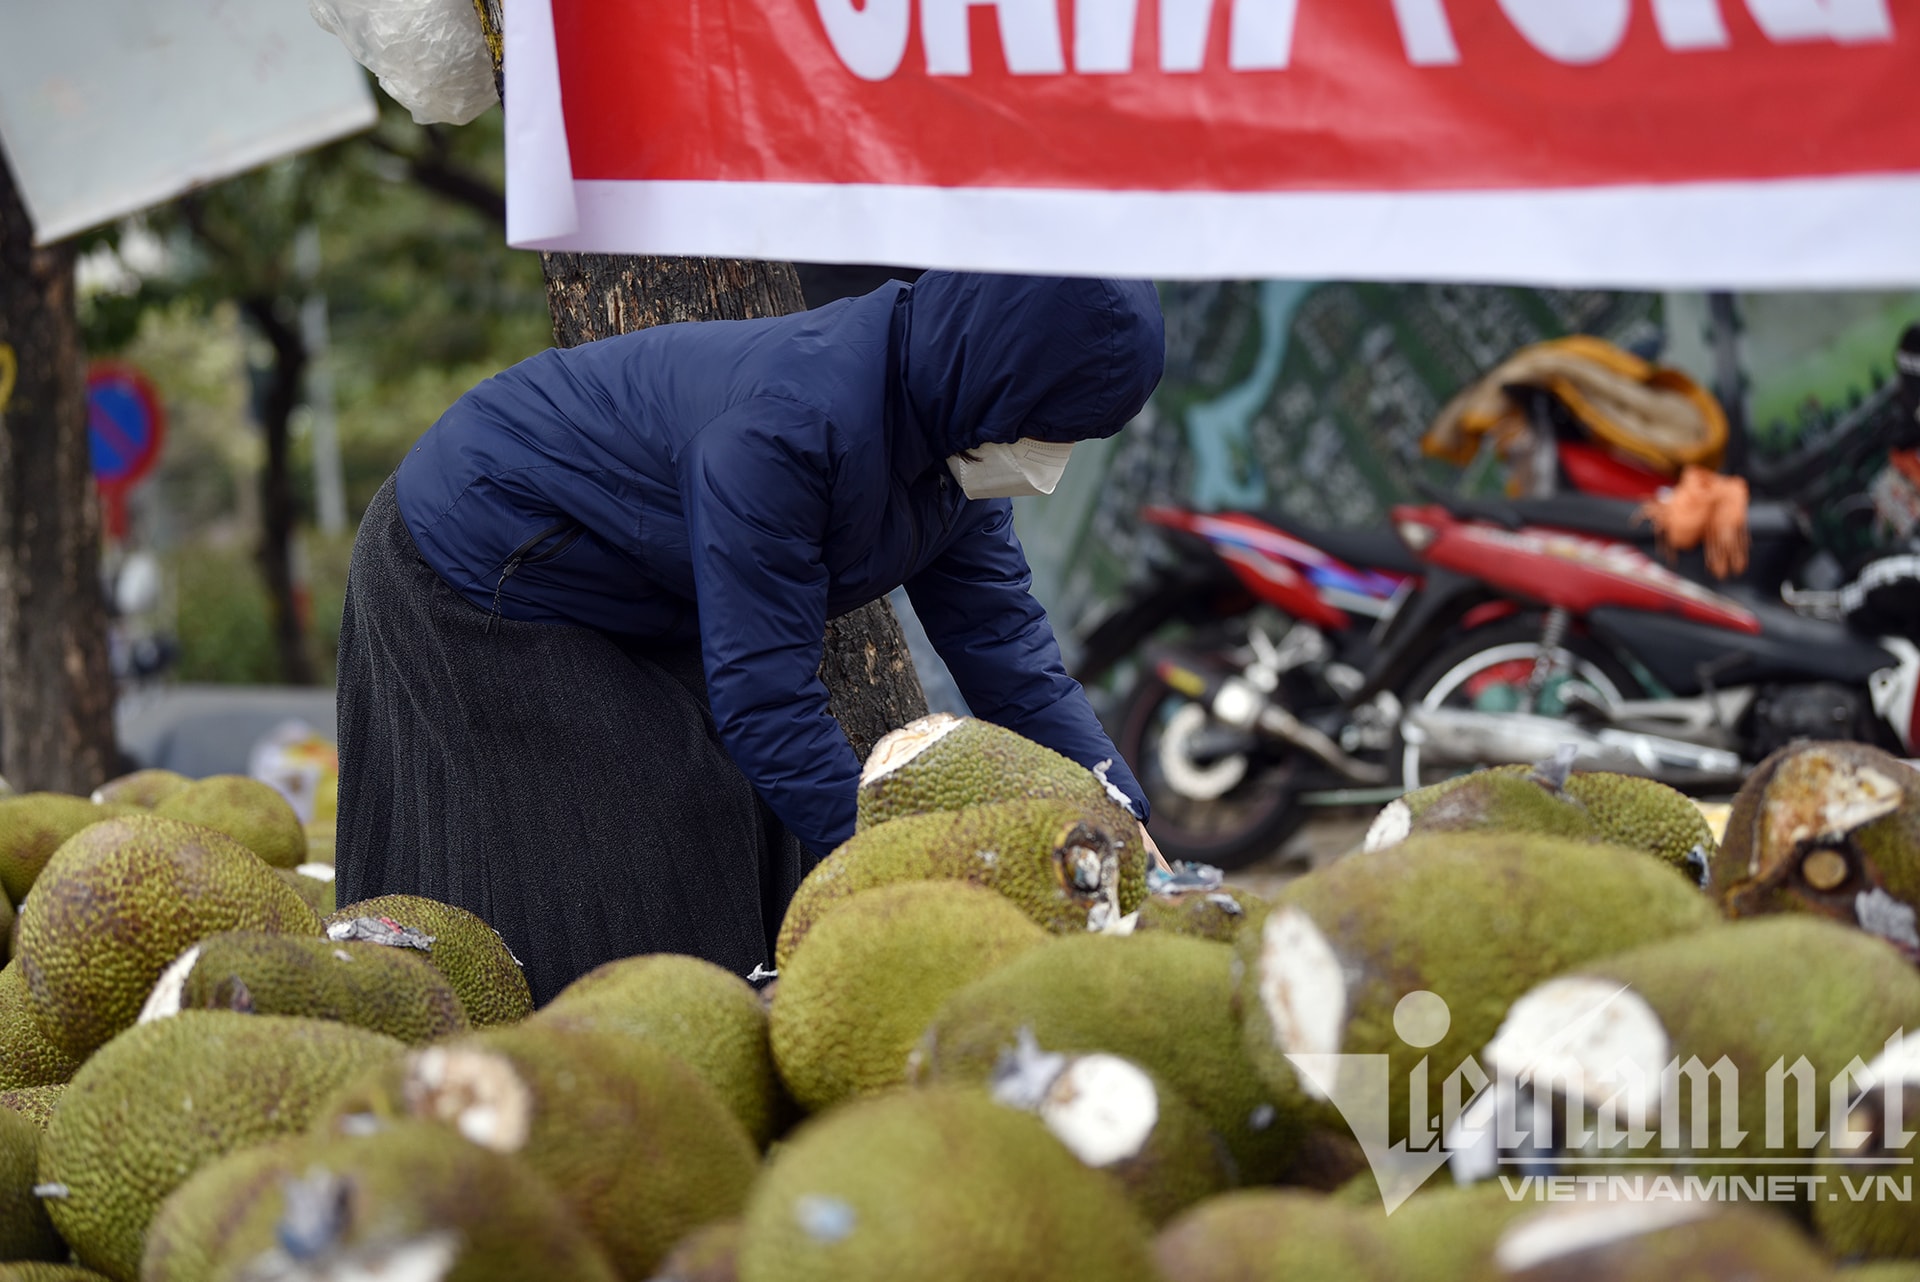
top-left (470, 3), bottom-right (928, 761)
top-left (0, 159), bottom-right (120, 792)
top-left (240, 297), bottom-right (317, 687)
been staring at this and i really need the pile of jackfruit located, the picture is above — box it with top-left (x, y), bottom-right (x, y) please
top-left (1, 724), bottom-right (1917, 1282)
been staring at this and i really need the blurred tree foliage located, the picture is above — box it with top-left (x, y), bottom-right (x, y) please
top-left (79, 87), bottom-right (550, 685)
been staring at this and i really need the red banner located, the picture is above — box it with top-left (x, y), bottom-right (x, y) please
top-left (505, 0), bottom-right (1920, 285)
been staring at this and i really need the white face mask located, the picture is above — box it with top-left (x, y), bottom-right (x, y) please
top-left (946, 439), bottom-right (1075, 500)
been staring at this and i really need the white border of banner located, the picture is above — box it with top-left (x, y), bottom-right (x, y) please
top-left (504, 0), bottom-right (1920, 288)
top-left (513, 174), bottom-right (1920, 289)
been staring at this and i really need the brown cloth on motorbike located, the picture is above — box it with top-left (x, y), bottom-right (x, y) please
top-left (1637, 465), bottom-right (1751, 579)
top-left (1423, 336), bottom-right (1728, 477)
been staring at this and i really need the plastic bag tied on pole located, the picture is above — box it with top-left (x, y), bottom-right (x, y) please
top-left (309, 0), bottom-right (498, 125)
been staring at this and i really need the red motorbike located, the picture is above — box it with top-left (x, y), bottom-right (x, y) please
top-left (1070, 505), bottom-right (1420, 867)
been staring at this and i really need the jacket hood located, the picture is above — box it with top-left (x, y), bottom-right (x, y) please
top-left (895, 273), bottom-right (1165, 469)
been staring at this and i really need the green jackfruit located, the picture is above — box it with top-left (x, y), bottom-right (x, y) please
top-left (39, 1011), bottom-right (403, 1282)
top-left (270, 866), bottom-right (335, 916)
top-left (1491, 1200), bottom-right (1836, 1282)
top-left (1151, 1189), bottom-right (1390, 1282)
top-left (0, 962), bottom-right (80, 1089)
top-left (1555, 773), bottom-right (1718, 876)
top-left (140, 931), bottom-right (467, 1044)
top-left (0, 794), bottom-right (140, 904)
top-left (856, 714), bottom-right (1141, 842)
top-left (15, 816), bottom-right (321, 1062)
top-left (1813, 1033), bottom-right (1920, 1261)
top-left (913, 932), bottom-right (1301, 1184)
top-left (1472, 917), bottom-right (1920, 1200)
top-left (652, 1220), bottom-right (742, 1282)
top-left (771, 880), bottom-right (1046, 1112)
top-left (1378, 1183), bottom-right (1534, 1282)
top-left (854, 714), bottom-right (1152, 923)
top-left (1135, 886), bottom-right (1267, 942)
top-left (0, 1084), bottom-right (62, 1129)
top-left (0, 886), bottom-right (13, 964)
top-left (1237, 833), bottom-right (1720, 1160)
top-left (985, 1031), bottom-right (1233, 1225)
top-left (776, 799), bottom-right (1138, 968)
top-left (324, 895), bottom-right (531, 1026)
top-left (1371, 765), bottom-right (1717, 878)
top-left (153, 776), bottom-right (305, 869)
top-left (319, 1022), bottom-right (757, 1279)
top-left (535, 953), bottom-right (788, 1147)
top-left (89, 770), bottom-right (190, 810)
top-left (1394, 767), bottom-right (1600, 846)
top-left (0, 1101), bottom-right (62, 1261)
top-left (1712, 741), bottom-right (1920, 960)
top-left (203, 1121), bottom-right (620, 1282)
top-left (301, 821), bottom-right (334, 867)
top-left (0, 1268), bottom-right (115, 1282)
top-left (141, 1137), bottom-right (308, 1282)
top-left (737, 1086), bottom-right (1158, 1282)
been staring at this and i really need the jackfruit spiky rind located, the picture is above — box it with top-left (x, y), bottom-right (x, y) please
top-left (1135, 887), bottom-right (1269, 942)
top-left (0, 963), bottom-right (79, 1089)
top-left (771, 881), bottom-right (1046, 1112)
top-left (201, 1122), bottom-right (621, 1282)
top-left (1151, 1189), bottom-right (1391, 1282)
top-left (1412, 772), bottom-right (1600, 843)
top-left (0, 1084), bottom-right (62, 1129)
top-left (0, 1102), bottom-right (62, 1262)
top-left (1398, 766), bottom-right (1718, 872)
top-left (737, 1086), bottom-right (1159, 1282)
top-left (0, 794), bottom-right (141, 904)
top-left (171, 932), bottom-right (469, 1045)
top-left (90, 769), bottom-right (191, 810)
top-left (270, 867), bottom-right (334, 916)
top-left (0, 1267), bottom-right (116, 1282)
top-left (0, 888), bottom-right (13, 965)
top-left (856, 716), bottom-right (1138, 839)
top-left (776, 799), bottom-right (1135, 968)
top-left (152, 775), bottom-right (307, 869)
top-left (324, 895), bottom-right (531, 1027)
top-left (16, 817), bottom-right (322, 1061)
top-left (914, 932), bottom-right (1300, 1183)
top-left (140, 1136), bottom-right (309, 1282)
top-left (319, 1022), bottom-right (758, 1280)
top-left (1814, 1082), bottom-right (1920, 1261)
top-left (535, 953), bottom-right (788, 1147)
top-left (1555, 773), bottom-right (1718, 873)
top-left (1550, 917), bottom-right (1920, 1184)
top-left (1238, 834), bottom-right (1722, 1143)
top-left (39, 1011), bottom-right (404, 1282)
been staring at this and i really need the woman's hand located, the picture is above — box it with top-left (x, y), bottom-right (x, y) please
top-left (1139, 822), bottom-right (1171, 875)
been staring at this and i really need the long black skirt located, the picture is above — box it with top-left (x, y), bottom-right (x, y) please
top-left (334, 477), bottom-right (806, 1006)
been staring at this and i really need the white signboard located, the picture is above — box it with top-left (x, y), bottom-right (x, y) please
top-left (0, 0), bottom-right (377, 244)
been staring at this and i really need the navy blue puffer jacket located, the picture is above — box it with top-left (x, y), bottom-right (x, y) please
top-left (394, 272), bottom-right (1164, 856)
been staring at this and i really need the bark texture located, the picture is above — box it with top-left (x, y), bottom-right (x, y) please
top-left (472, 0), bottom-right (927, 763)
top-left (0, 159), bottom-right (119, 792)
top-left (240, 296), bottom-right (316, 686)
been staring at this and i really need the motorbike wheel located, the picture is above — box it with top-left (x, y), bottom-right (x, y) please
top-left (1113, 669), bottom-right (1307, 871)
top-left (1395, 618), bottom-right (1648, 792)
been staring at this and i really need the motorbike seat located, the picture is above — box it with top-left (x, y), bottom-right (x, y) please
top-left (1253, 512), bottom-right (1425, 577)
